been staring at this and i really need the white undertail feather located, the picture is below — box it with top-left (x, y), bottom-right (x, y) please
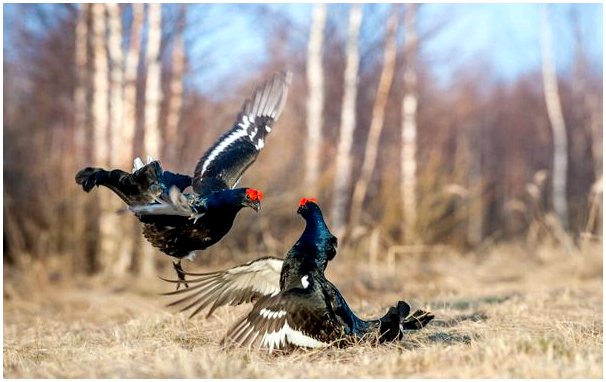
top-left (261, 321), bottom-right (327, 352)
top-left (133, 157), bottom-right (144, 171)
top-left (301, 275), bottom-right (310, 288)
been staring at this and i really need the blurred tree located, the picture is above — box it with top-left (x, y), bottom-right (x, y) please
top-left (107, 4), bottom-right (125, 164)
top-left (305, 3), bottom-right (327, 194)
top-left (144, 3), bottom-right (163, 159)
top-left (349, 6), bottom-right (399, 232)
top-left (331, 3), bottom-right (362, 238)
top-left (400, 4), bottom-right (419, 243)
top-left (91, 3), bottom-right (119, 274)
top-left (123, 3), bottom-right (143, 161)
top-left (106, 3), bottom-right (132, 276)
top-left (164, 4), bottom-right (186, 165)
top-left (73, 4), bottom-right (92, 272)
top-left (540, 4), bottom-right (569, 229)
top-left (140, 3), bottom-right (164, 276)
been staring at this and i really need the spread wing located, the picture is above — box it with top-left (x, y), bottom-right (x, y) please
top-left (223, 288), bottom-right (344, 352)
top-left (192, 71), bottom-right (292, 194)
top-left (75, 161), bottom-right (166, 206)
top-left (161, 257), bottom-right (283, 318)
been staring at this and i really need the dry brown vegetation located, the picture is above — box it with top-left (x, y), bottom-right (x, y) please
top-left (4, 242), bottom-right (602, 378)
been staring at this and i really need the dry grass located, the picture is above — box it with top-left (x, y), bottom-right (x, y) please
top-left (3, 242), bottom-right (602, 378)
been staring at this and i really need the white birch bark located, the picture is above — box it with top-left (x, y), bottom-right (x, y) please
top-left (400, 4), bottom-right (418, 243)
top-left (164, 4), bottom-right (186, 164)
top-left (540, 5), bottom-right (569, 229)
top-left (143, 3), bottom-right (163, 159)
top-left (140, 4), bottom-right (164, 276)
top-left (330, 4), bottom-right (362, 237)
top-left (73, 4), bottom-right (90, 273)
top-left (91, 4), bottom-right (118, 272)
top-left (74, 4), bottom-right (88, 161)
top-left (123, 3), bottom-right (143, 161)
top-left (349, 9), bottom-right (399, 230)
top-left (304, 3), bottom-right (327, 193)
top-left (107, 3), bottom-right (135, 276)
top-left (92, 3), bottom-right (110, 167)
top-left (107, 3), bottom-right (126, 166)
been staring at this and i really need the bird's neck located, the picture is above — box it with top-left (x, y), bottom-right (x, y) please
top-left (301, 210), bottom-right (331, 241)
top-left (283, 215), bottom-right (333, 273)
top-left (205, 190), bottom-right (244, 213)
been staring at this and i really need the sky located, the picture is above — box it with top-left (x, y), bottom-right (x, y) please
top-left (180, 3), bottom-right (603, 94)
top-left (3, 3), bottom-right (603, 96)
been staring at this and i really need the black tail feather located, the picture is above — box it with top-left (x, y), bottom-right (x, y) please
top-left (378, 301), bottom-right (433, 342)
top-left (400, 309), bottom-right (435, 330)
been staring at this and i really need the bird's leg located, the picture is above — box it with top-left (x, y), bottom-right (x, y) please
top-left (172, 260), bottom-right (189, 290)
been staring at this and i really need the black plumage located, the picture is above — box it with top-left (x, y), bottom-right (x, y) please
top-left (164, 198), bottom-right (433, 351)
top-left (75, 71), bottom-right (291, 287)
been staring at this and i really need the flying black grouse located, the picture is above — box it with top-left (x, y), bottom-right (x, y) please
top-left (75, 71), bottom-right (292, 288)
top-left (163, 198), bottom-right (434, 351)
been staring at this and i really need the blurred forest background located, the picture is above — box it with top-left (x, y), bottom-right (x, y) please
top-left (3, 3), bottom-right (603, 282)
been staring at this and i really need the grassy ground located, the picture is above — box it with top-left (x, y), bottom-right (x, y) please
top-left (3, 242), bottom-right (602, 378)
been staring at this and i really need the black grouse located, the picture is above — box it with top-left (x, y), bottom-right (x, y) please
top-left (162, 198), bottom-right (434, 351)
top-left (75, 71), bottom-right (292, 288)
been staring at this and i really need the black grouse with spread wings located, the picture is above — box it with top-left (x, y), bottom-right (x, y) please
top-left (164, 199), bottom-right (434, 351)
top-left (75, 71), bottom-right (292, 287)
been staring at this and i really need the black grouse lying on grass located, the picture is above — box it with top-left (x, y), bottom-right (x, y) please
top-left (75, 71), bottom-right (292, 288)
top-left (163, 198), bottom-right (434, 351)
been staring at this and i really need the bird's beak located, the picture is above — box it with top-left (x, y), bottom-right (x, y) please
top-left (246, 200), bottom-right (261, 212)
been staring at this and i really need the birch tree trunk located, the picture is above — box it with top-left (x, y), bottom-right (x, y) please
top-left (123, 3), bottom-right (143, 162)
top-left (106, 3), bottom-right (134, 276)
top-left (144, 3), bottom-right (163, 159)
top-left (74, 4), bottom-right (89, 163)
top-left (540, 5), bottom-right (569, 229)
top-left (349, 9), bottom-right (399, 231)
top-left (107, 3), bottom-right (125, 164)
top-left (140, 3), bottom-right (164, 276)
top-left (117, 4), bottom-right (144, 277)
top-left (304, 3), bottom-right (327, 193)
top-left (74, 4), bottom-right (91, 273)
top-left (164, 4), bottom-right (186, 165)
top-left (400, 4), bottom-right (419, 243)
top-left (91, 3), bottom-right (117, 273)
top-left (92, 4), bottom-right (110, 167)
top-left (330, 3), bottom-right (362, 238)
